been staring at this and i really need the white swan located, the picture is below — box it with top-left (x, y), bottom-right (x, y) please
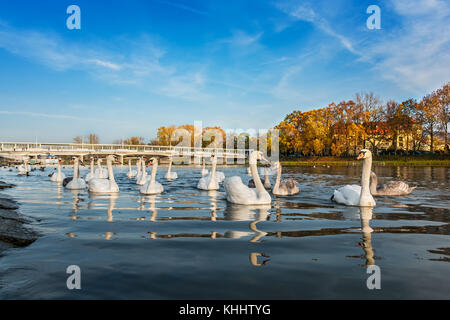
top-left (65, 157), bottom-right (86, 190)
top-left (85, 158), bottom-right (96, 182)
top-left (89, 155), bottom-right (119, 193)
top-left (370, 171), bottom-right (416, 196)
top-left (248, 166), bottom-right (271, 190)
top-left (50, 160), bottom-right (66, 182)
top-left (215, 170), bottom-right (225, 183)
top-left (95, 159), bottom-right (108, 179)
top-left (165, 156), bottom-right (178, 180)
top-left (135, 158), bottom-right (142, 181)
top-left (201, 158), bottom-right (209, 176)
top-left (224, 151), bottom-right (272, 205)
top-left (197, 155), bottom-right (220, 190)
top-left (272, 161), bottom-right (299, 196)
top-left (136, 158), bottom-right (148, 185)
top-left (127, 158), bottom-right (137, 178)
top-left (140, 157), bottom-right (164, 195)
top-left (332, 149), bottom-right (376, 207)
top-left (17, 159), bottom-right (30, 176)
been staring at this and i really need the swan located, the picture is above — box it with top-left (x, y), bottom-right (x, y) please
top-left (215, 170), bottom-right (225, 183)
top-left (201, 158), bottom-right (209, 176)
top-left (135, 158), bottom-right (142, 181)
top-left (88, 155), bottom-right (119, 193)
top-left (370, 171), bottom-right (416, 196)
top-left (127, 158), bottom-right (137, 178)
top-left (85, 158), bottom-right (96, 182)
top-left (50, 160), bottom-right (66, 182)
top-left (136, 158), bottom-right (148, 185)
top-left (224, 151), bottom-right (272, 205)
top-left (197, 155), bottom-right (220, 190)
top-left (331, 149), bottom-right (376, 207)
top-left (248, 166), bottom-right (271, 190)
top-left (165, 156), bottom-right (178, 180)
top-left (65, 157), bottom-right (86, 190)
top-left (272, 161), bottom-right (299, 196)
top-left (140, 157), bottom-right (164, 195)
top-left (17, 159), bottom-right (30, 176)
top-left (95, 159), bottom-right (108, 179)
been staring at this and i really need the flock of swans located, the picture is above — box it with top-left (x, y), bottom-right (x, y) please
top-left (14, 149), bottom-right (416, 207)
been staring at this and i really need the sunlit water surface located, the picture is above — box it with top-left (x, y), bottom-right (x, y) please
top-left (0, 165), bottom-right (449, 299)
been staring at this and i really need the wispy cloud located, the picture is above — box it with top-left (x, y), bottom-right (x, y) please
top-left (156, 0), bottom-right (208, 16)
top-left (275, 0), bottom-right (450, 94)
top-left (276, 2), bottom-right (360, 55)
top-left (0, 24), bottom-right (210, 102)
top-left (362, 0), bottom-right (450, 92)
top-left (0, 110), bottom-right (118, 123)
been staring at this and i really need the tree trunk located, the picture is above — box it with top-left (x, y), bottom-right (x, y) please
top-left (430, 123), bottom-right (434, 152)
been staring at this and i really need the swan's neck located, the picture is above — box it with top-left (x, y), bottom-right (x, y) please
top-left (74, 160), bottom-right (79, 179)
top-left (107, 159), bottom-right (115, 182)
top-left (250, 154), bottom-right (265, 192)
top-left (128, 160), bottom-right (132, 172)
top-left (168, 158), bottom-right (172, 174)
top-left (57, 163), bottom-right (61, 175)
top-left (97, 160), bottom-right (103, 178)
top-left (150, 161), bottom-right (157, 183)
top-left (370, 172), bottom-right (378, 195)
top-left (360, 157), bottom-right (372, 201)
top-left (137, 160), bottom-right (141, 175)
top-left (264, 167), bottom-right (270, 185)
top-left (274, 163), bottom-right (282, 192)
top-left (208, 159), bottom-right (216, 188)
top-left (142, 160), bottom-right (147, 176)
top-left (90, 160), bottom-right (94, 174)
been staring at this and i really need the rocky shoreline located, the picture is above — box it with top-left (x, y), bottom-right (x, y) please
top-left (0, 181), bottom-right (38, 251)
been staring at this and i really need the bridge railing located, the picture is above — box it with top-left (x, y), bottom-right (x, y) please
top-left (0, 142), bottom-right (250, 158)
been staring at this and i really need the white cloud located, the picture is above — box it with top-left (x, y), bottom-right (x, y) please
top-left (275, 0), bottom-right (450, 95)
top-left (89, 59), bottom-right (122, 71)
top-left (362, 0), bottom-right (450, 92)
top-left (276, 2), bottom-right (360, 55)
top-left (0, 24), bottom-right (211, 102)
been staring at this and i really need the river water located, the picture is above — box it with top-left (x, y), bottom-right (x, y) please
top-left (0, 164), bottom-right (448, 299)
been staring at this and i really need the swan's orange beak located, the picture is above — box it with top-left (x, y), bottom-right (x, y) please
top-left (356, 153), bottom-right (364, 160)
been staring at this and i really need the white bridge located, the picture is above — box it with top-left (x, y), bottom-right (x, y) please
top-left (0, 141), bottom-right (250, 163)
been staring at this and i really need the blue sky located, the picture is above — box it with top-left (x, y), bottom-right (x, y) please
top-left (0, 0), bottom-right (449, 143)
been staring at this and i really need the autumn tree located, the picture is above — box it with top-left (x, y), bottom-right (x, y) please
top-left (436, 82), bottom-right (449, 152)
top-left (123, 136), bottom-right (145, 145)
top-left (417, 92), bottom-right (440, 152)
top-left (73, 133), bottom-right (99, 144)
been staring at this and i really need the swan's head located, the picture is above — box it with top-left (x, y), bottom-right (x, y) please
top-left (356, 149), bottom-right (372, 160)
top-left (106, 155), bottom-right (118, 163)
top-left (272, 161), bottom-right (281, 169)
top-left (249, 151), bottom-right (268, 165)
top-left (210, 154), bottom-right (217, 163)
top-left (148, 157), bottom-right (158, 166)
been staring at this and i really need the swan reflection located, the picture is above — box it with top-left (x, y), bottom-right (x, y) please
top-left (208, 190), bottom-right (218, 222)
top-left (359, 206), bottom-right (374, 266)
top-left (137, 195), bottom-right (158, 221)
top-left (89, 193), bottom-right (118, 222)
top-left (249, 252), bottom-right (271, 266)
top-left (223, 204), bottom-right (271, 242)
top-left (69, 189), bottom-right (82, 216)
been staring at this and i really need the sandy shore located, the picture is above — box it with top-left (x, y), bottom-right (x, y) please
top-left (0, 181), bottom-right (38, 252)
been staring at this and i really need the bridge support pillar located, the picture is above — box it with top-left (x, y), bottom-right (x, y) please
top-left (119, 155), bottom-right (124, 165)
